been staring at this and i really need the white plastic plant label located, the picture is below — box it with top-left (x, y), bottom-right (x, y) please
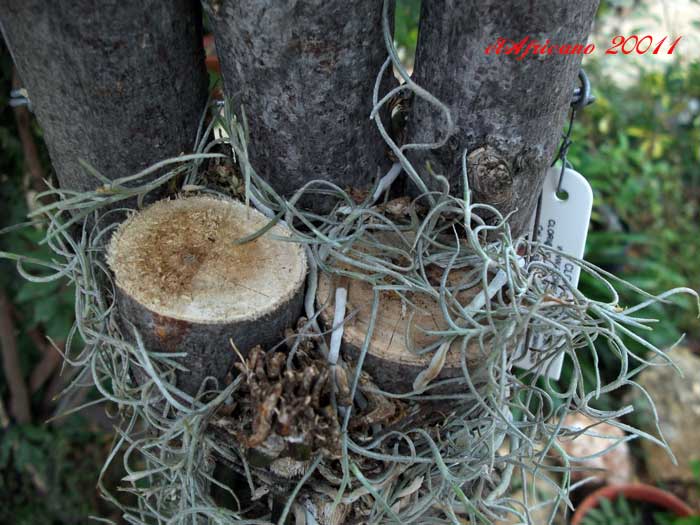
top-left (515, 166), bottom-right (593, 379)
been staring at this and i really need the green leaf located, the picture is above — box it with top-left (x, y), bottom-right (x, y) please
top-left (14, 280), bottom-right (61, 303)
top-left (691, 459), bottom-right (700, 481)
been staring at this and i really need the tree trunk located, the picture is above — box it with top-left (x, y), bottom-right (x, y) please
top-left (405, 0), bottom-right (599, 237)
top-left (2, 2), bottom-right (602, 521)
top-left (203, 0), bottom-right (393, 209)
top-left (0, 0), bottom-right (208, 195)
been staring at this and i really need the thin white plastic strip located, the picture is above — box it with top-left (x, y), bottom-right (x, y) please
top-left (338, 162), bottom-right (402, 215)
top-left (515, 166), bottom-right (593, 379)
top-left (371, 162), bottom-right (402, 203)
top-left (328, 286), bottom-right (348, 365)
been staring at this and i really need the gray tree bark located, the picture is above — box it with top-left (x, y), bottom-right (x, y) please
top-left (0, 3), bottom-right (602, 521)
top-left (115, 287), bottom-right (304, 397)
top-left (203, 0), bottom-right (393, 209)
top-left (405, 0), bottom-right (600, 237)
top-left (0, 0), bottom-right (208, 194)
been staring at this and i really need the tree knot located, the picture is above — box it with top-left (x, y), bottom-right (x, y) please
top-left (467, 145), bottom-right (513, 205)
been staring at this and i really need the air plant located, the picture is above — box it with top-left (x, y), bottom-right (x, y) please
top-left (0, 2), bottom-right (697, 522)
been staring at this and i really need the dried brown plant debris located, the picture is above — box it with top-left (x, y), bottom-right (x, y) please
top-left (203, 161), bottom-right (245, 198)
top-left (228, 346), bottom-right (347, 465)
top-left (212, 316), bottom-right (410, 473)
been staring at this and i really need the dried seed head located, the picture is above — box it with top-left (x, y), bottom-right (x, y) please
top-left (227, 348), bottom-right (343, 461)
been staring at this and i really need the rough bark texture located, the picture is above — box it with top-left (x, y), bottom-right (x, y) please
top-left (405, 0), bottom-right (599, 237)
top-left (115, 286), bottom-right (304, 396)
top-left (203, 0), bottom-right (392, 208)
top-left (0, 0), bottom-right (208, 194)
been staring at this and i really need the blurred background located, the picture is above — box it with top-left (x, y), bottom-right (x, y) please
top-left (1, 1), bottom-right (699, 523)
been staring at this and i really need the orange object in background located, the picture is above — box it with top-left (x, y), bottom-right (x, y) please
top-left (203, 34), bottom-right (220, 74)
top-left (572, 483), bottom-right (695, 525)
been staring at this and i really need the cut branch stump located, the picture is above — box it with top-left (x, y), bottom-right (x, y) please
top-left (108, 196), bottom-right (307, 396)
top-left (317, 273), bottom-right (482, 395)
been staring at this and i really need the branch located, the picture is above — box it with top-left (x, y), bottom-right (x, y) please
top-left (405, 0), bottom-right (600, 236)
top-left (0, 288), bottom-right (31, 424)
top-left (1, 1), bottom-right (208, 200)
top-left (11, 67), bottom-right (46, 193)
top-left (204, 0), bottom-right (394, 210)
top-left (0, 396), bottom-right (9, 429)
top-left (28, 329), bottom-right (63, 394)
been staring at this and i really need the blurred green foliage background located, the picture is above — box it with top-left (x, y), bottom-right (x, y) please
top-left (0, 48), bottom-right (117, 524)
top-left (1, 1), bottom-right (699, 522)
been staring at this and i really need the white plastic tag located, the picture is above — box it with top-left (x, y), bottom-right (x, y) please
top-left (515, 166), bottom-right (593, 379)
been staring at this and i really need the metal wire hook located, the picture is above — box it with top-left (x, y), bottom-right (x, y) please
top-left (571, 68), bottom-right (595, 111)
top-left (555, 68), bottom-right (595, 193)
top-left (555, 111), bottom-right (575, 194)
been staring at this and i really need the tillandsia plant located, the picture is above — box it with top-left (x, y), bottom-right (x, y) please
top-left (0, 103), bottom-right (696, 525)
top-left (1, 8), bottom-right (699, 525)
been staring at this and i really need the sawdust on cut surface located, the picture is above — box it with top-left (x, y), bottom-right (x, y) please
top-left (107, 196), bottom-right (307, 323)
